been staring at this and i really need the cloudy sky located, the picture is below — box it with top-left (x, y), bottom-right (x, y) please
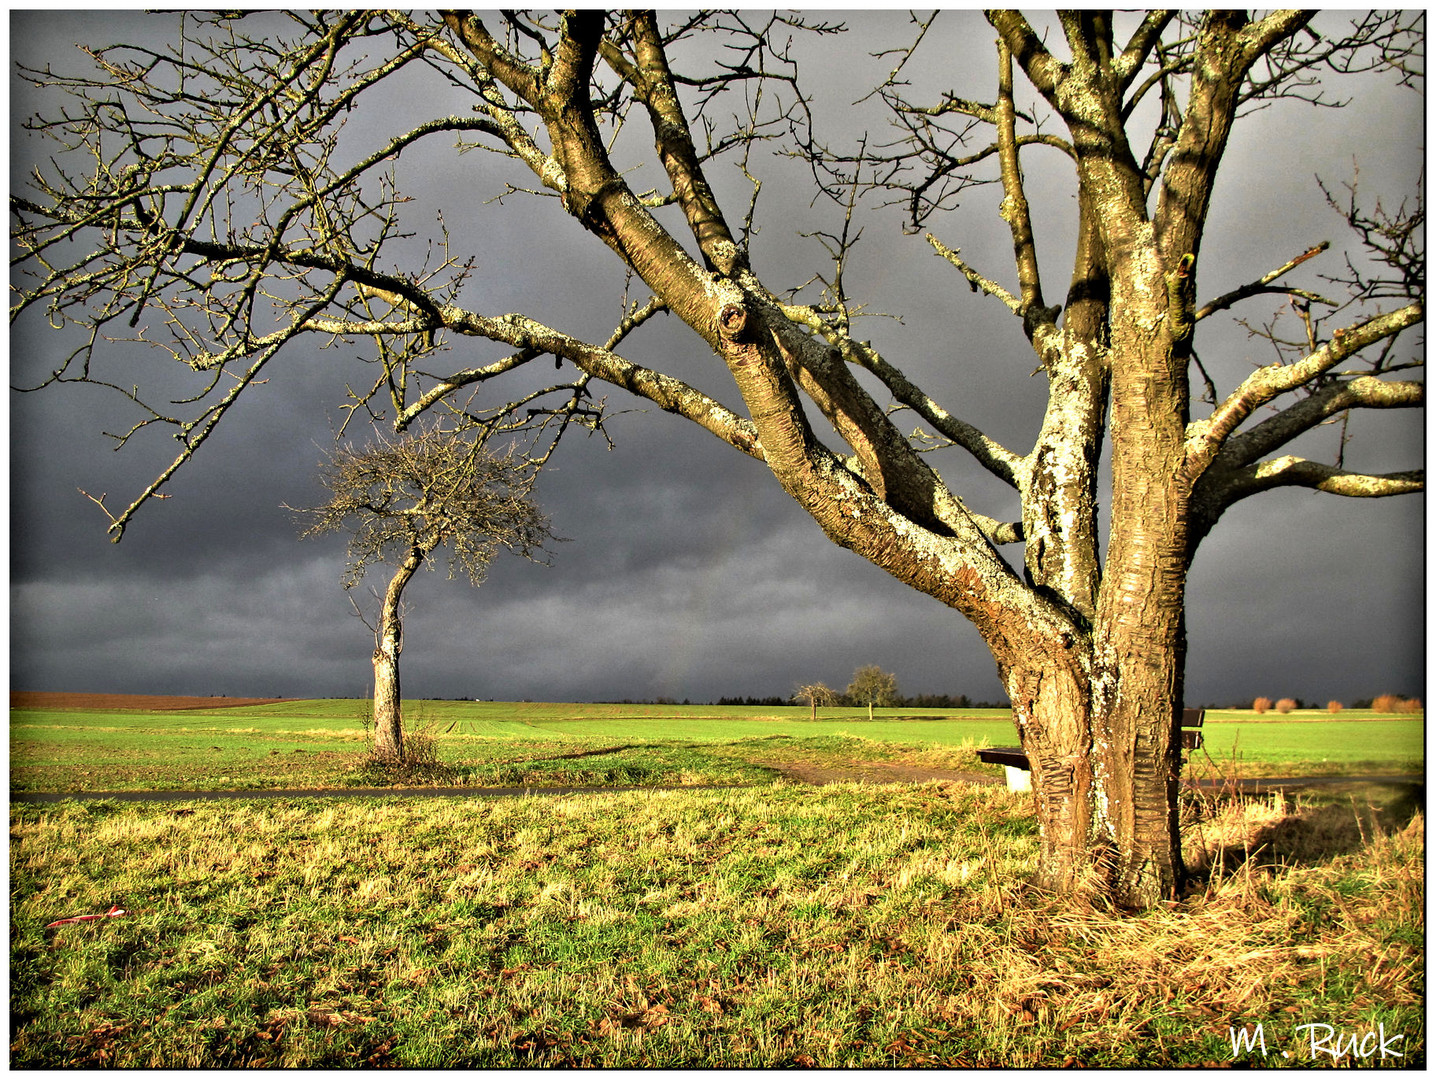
top-left (9, 10), bottom-right (1425, 707)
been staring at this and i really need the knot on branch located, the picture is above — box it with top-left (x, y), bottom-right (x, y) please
top-left (564, 175), bottom-right (625, 227)
top-left (1021, 303), bottom-right (1062, 340)
top-left (1166, 253), bottom-right (1196, 342)
top-left (717, 301), bottom-right (751, 344)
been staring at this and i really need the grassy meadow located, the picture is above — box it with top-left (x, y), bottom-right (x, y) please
top-left (9, 698), bottom-right (1425, 1066)
top-left (9, 698), bottom-right (1425, 794)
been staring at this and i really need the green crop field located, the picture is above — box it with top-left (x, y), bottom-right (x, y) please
top-left (9, 699), bottom-right (1423, 795)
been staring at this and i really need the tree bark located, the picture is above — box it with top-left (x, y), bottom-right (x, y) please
top-left (371, 548), bottom-right (423, 763)
top-left (996, 638), bottom-right (1096, 896)
top-left (994, 583), bottom-right (1188, 907)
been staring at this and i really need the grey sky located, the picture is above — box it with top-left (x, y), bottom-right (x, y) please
top-left (9, 11), bottom-right (1425, 706)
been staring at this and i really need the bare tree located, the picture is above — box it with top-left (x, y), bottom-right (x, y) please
top-left (11, 11), bottom-right (1423, 905)
top-left (846, 666), bottom-right (900, 722)
top-left (293, 423), bottom-right (554, 762)
top-left (792, 681), bottom-right (838, 721)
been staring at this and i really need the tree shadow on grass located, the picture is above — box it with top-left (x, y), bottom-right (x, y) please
top-left (1183, 781), bottom-right (1423, 886)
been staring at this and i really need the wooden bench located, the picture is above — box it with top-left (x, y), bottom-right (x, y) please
top-left (977, 709), bottom-right (1206, 792)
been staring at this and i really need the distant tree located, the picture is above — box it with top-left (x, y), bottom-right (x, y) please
top-left (846, 666), bottom-right (900, 722)
top-left (293, 423), bottom-right (554, 762)
top-left (793, 681), bottom-right (839, 721)
top-left (1373, 693), bottom-right (1423, 715)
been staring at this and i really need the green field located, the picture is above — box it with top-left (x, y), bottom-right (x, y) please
top-left (9, 700), bottom-right (1424, 794)
top-left (11, 781), bottom-right (1425, 1067)
top-left (9, 698), bottom-right (1424, 1066)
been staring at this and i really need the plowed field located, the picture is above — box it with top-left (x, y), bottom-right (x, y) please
top-left (10, 691), bottom-right (291, 712)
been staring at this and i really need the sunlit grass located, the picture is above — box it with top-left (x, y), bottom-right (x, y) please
top-left (11, 782), bottom-right (1422, 1067)
top-left (10, 700), bottom-right (1422, 794)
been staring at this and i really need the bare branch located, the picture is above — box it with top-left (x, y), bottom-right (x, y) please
top-left (1114, 11), bottom-right (1178, 91)
top-left (1203, 456), bottom-right (1422, 510)
top-left (1186, 303), bottom-right (1423, 473)
top-left (986, 11), bottom-right (1065, 102)
top-left (1193, 241), bottom-right (1334, 322)
top-left (925, 233), bottom-right (1019, 313)
top-left (1208, 375), bottom-right (1423, 474)
top-left (994, 36), bottom-right (1046, 319)
top-left (778, 303), bottom-right (1023, 493)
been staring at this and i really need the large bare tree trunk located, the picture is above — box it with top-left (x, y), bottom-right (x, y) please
top-left (996, 605), bottom-right (1187, 907)
top-left (371, 550), bottom-right (423, 763)
top-left (989, 255), bottom-right (1193, 905)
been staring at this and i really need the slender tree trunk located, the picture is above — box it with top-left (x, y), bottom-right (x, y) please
top-left (372, 549), bottom-right (423, 763)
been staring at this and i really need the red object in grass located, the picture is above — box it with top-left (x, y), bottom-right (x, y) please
top-left (45, 905), bottom-right (128, 928)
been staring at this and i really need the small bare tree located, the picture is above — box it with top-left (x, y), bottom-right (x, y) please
top-left (846, 665), bottom-right (900, 722)
top-left (793, 681), bottom-right (838, 721)
top-left (294, 423), bottom-right (554, 763)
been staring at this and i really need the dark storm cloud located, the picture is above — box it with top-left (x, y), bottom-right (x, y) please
top-left (12, 555), bottom-right (360, 697)
top-left (9, 11), bottom-right (1425, 707)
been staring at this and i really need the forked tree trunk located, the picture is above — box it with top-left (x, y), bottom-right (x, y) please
top-left (981, 260), bottom-right (1195, 906)
top-left (371, 549), bottom-right (423, 763)
top-left (997, 613), bottom-right (1187, 907)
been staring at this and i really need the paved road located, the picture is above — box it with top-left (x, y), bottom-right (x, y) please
top-left (9, 774), bottom-right (1422, 805)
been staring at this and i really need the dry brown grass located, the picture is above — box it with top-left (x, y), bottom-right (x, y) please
top-left (893, 791), bottom-right (1426, 1065)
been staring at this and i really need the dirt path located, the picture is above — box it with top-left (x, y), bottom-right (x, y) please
top-left (768, 761), bottom-right (997, 786)
top-left (13, 771), bottom-right (1420, 805)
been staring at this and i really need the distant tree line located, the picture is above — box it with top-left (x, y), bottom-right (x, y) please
top-left (715, 691), bottom-right (1008, 710)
